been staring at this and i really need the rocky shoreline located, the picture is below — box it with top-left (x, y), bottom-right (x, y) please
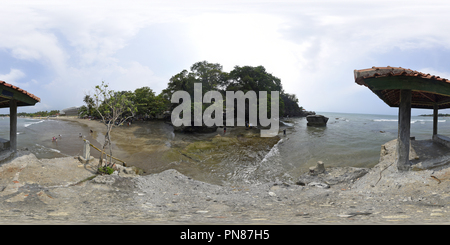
top-left (1, 137), bottom-right (450, 224)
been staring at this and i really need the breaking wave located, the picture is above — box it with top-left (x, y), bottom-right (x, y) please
top-left (24, 120), bottom-right (45, 128)
top-left (373, 119), bottom-right (446, 123)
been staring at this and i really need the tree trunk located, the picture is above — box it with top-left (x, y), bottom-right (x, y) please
top-left (99, 123), bottom-right (111, 168)
top-left (107, 130), bottom-right (113, 167)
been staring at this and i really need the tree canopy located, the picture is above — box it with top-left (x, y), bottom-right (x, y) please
top-left (227, 65), bottom-right (283, 94)
top-left (75, 61), bottom-right (303, 122)
top-left (162, 61), bottom-right (228, 104)
top-left (161, 61), bottom-right (304, 118)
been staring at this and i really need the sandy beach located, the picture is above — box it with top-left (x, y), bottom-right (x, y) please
top-left (53, 117), bottom-right (280, 184)
top-left (1, 117), bottom-right (450, 225)
top-left (55, 117), bottom-right (164, 169)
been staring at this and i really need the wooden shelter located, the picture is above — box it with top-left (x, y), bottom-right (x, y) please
top-left (354, 66), bottom-right (450, 171)
top-left (0, 80), bottom-right (40, 152)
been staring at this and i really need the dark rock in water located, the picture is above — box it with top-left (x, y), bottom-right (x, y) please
top-left (306, 115), bottom-right (329, 127)
top-left (174, 125), bottom-right (218, 133)
top-left (299, 111), bottom-right (316, 117)
top-left (284, 110), bottom-right (315, 117)
top-left (167, 120), bottom-right (218, 133)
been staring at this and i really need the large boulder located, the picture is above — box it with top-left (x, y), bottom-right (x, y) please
top-left (306, 115), bottom-right (329, 127)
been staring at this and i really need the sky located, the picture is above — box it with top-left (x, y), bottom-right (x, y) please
top-left (1, 0), bottom-right (450, 116)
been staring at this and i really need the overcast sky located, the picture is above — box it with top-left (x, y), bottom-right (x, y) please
top-left (1, 0), bottom-right (450, 116)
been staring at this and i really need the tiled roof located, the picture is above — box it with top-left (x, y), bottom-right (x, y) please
top-left (354, 66), bottom-right (450, 109)
top-left (0, 80), bottom-right (40, 102)
top-left (354, 66), bottom-right (449, 86)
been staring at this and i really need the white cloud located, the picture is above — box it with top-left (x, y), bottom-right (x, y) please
top-left (39, 60), bottom-right (166, 110)
top-left (1, 1), bottom-right (450, 114)
top-left (0, 69), bottom-right (26, 83)
top-left (100, 61), bottom-right (167, 94)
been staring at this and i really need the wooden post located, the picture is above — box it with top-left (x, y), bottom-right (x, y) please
top-left (83, 139), bottom-right (90, 160)
top-left (396, 89), bottom-right (411, 171)
top-left (9, 99), bottom-right (17, 152)
top-left (433, 103), bottom-right (438, 137)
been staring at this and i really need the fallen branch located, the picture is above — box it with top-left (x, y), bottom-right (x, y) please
top-left (431, 175), bottom-right (441, 184)
top-left (375, 161), bottom-right (395, 186)
top-left (177, 150), bottom-right (199, 162)
top-left (83, 139), bottom-right (127, 166)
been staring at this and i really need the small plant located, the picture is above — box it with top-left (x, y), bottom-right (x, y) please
top-left (98, 166), bottom-right (115, 175)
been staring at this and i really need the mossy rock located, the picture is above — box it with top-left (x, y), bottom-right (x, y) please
top-left (184, 141), bottom-right (217, 152)
top-left (130, 166), bottom-right (144, 175)
top-left (211, 136), bottom-right (238, 144)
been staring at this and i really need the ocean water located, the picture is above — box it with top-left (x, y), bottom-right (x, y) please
top-left (0, 112), bottom-right (448, 185)
top-left (0, 117), bottom-right (101, 159)
top-left (276, 112), bottom-right (449, 177)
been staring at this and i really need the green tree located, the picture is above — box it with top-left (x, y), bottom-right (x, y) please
top-left (281, 93), bottom-right (303, 117)
top-left (78, 105), bottom-right (88, 117)
top-left (82, 95), bottom-right (95, 116)
top-left (190, 61), bottom-right (228, 92)
top-left (227, 65), bottom-right (283, 94)
top-left (132, 87), bottom-right (168, 118)
top-left (162, 61), bottom-right (228, 103)
top-left (92, 81), bottom-right (137, 171)
top-left (226, 65), bottom-right (285, 121)
top-left (162, 69), bottom-right (194, 104)
top-left (154, 93), bottom-right (170, 118)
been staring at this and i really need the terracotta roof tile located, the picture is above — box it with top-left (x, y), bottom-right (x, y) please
top-left (354, 67), bottom-right (450, 109)
top-left (354, 66), bottom-right (450, 86)
top-left (0, 80), bottom-right (40, 102)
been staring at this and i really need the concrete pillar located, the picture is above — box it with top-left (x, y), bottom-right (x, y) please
top-left (9, 99), bottom-right (17, 152)
top-left (433, 103), bottom-right (438, 137)
top-left (83, 140), bottom-right (90, 160)
top-left (396, 89), bottom-right (411, 171)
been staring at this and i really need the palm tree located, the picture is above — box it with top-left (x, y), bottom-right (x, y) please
top-left (83, 95), bottom-right (95, 116)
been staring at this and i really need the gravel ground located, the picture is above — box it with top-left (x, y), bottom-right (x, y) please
top-left (1, 140), bottom-right (450, 225)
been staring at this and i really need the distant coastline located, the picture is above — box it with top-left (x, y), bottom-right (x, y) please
top-left (419, 114), bottom-right (450, 117)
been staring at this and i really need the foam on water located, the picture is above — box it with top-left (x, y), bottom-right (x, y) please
top-left (374, 119), bottom-right (446, 124)
top-left (35, 143), bottom-right (61, 153)
top-left (260, 138), bottom-right (283, 164)
top-left (373, 119), bottom-right (398, 122)
top-left (280, 121), bottom-right (294, 126)
top-left (24, 120), bottom-right (45, 128)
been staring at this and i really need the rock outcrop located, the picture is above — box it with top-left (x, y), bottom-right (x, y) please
top-left (300, 110), bottom-right (316, 117)
top-left (306, 115), bottom-right (329, 126)
top-left (296, 161), bottom-right (369, 188)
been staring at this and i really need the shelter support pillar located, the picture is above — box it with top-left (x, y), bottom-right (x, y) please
top-left (9, 99), bottom-right (17, 152)
top-left (433, 103), bottom-right (438, 137)
top-left (396, 89), bottom-right (411, 171)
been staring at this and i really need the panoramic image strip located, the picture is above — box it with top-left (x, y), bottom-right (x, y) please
top-left (1, 0), bottom-right (450, 229)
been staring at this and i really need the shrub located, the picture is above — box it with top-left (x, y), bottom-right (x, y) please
top-left (98, 166), bottom-right (115, 175)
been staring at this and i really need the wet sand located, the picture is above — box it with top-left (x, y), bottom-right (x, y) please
top-left (53, 117), bottom-right (278, 185)
top-left (57, 117), bottom-right (270, 184)
top-left (55, 117), bottom-right (151, 167)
